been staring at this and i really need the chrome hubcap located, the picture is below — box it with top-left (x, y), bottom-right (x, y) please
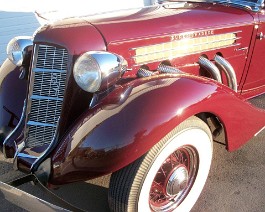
top-left (149, 145), bottom-right (198, 212)
top-left (166, 165), bottom-right (189, 196)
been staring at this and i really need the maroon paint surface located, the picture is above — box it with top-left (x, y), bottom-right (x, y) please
top-left (34, 18), bottom-right (106, 55)
top-left (0, 62), bottom-right (27, 137)
top-left (243, 12), bottom-right (265, 92)
top-left (2, 3), bottom-right (265, 184)
top-left (50, 75), bottom-right (265, 185)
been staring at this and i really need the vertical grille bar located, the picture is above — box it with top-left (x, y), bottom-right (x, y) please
top-left (25, 45), bottom-right (68, 148)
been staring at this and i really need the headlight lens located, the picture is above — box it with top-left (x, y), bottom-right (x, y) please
top-left (73, 51), bottom-right (127, 93)
top-left (6, 36), bottom-right (33, 66)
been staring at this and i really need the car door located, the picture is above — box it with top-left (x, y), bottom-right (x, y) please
top-left (243, 10), bottom-right (265, 92)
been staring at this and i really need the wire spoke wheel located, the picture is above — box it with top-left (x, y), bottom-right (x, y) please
top-left (149, 146), bottom-right (198, 211)
top-left (108, 116), bottom-right (213, 212)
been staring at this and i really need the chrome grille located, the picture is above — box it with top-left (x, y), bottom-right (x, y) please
top-left (26, 45), bottom-right (68, 148)
top-left (32, 71), bottom-right (66, 98)
top-left (36, 45), bottom-right (68, 70)
top-left (29, 98), bottom-right (63, 124)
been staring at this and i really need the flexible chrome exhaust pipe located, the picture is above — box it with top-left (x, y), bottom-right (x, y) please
top-left (214, 55), bottom-right (237, 92)
top-left (198, 56), bottom-right (222, 83)
top-left (158, 64), bottom-right (183, 74)
top-left (137, 68), bottom-right (154, 78)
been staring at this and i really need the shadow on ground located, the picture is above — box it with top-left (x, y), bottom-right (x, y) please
top-left (1, 130), bottom-right (265, 211)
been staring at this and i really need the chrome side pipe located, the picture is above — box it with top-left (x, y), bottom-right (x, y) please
top-left (158, 64), bottom-right (183, 74)
top-left (137, 64), bottom-right (183, 78)
top-left (198, 56), bottom-right (222, 83)
top-left (137, 68), bottom-right (155, 77)
top-left (214, 55), bottom-right (237, 92)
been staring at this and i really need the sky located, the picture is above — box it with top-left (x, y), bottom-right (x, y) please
top-left (0, 0), bottom-right (155, 64)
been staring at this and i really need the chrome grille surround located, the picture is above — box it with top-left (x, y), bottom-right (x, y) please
top-left (25, 45), bottom-right (68, 148)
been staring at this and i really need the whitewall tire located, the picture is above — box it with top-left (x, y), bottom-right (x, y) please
top-left (108, 116), bottom-right (213, 212)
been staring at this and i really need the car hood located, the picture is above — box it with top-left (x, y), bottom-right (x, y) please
top-left (85, 3), bottom-right (253, 44)
top-left (34, 3), bottom-right (253, 58)
top-left (34, 17), bottom-right (107, 55)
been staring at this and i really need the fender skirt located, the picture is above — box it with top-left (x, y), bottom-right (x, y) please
top-left (49, 75), bottom-right (265, 185)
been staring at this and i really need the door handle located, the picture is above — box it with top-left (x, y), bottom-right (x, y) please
top-left (257, 32), bottom-right (265, 40)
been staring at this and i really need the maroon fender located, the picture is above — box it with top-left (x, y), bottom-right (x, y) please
top-left (49, 74), bottom-right (265, 185)
top-left (0, 59), bottom-right (27, 144)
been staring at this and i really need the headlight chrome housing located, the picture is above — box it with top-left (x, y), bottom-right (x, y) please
top-left (6, 36), bottom-right (33, 66)
top-left (73, 51), bottom-right (128, 93)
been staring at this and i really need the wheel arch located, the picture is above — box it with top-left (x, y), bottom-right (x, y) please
top-left (48, 75), bottom-right (265, 185)
top-left (196, 112), bottom-right (227, 148)
top-left (109, 116), bottom-right (213, 212)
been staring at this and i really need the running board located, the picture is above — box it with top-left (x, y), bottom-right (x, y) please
top-left (0, 174), bottom-right (85, 212)
top-left (0, 180), bottom-right (68, 211)
top-left (246, 94), bottom-right (265, 137)
top-left (248, 94), bottom-right (265, 110)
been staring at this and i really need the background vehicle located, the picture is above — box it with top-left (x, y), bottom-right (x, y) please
top-left (1, 0), bottom-right (265, 211)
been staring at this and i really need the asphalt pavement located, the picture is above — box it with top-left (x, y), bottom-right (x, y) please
top-left (1, 129), bottom-right (265, 211)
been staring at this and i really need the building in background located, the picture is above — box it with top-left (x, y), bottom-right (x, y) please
top-left (0, 0), bottom-right (154, 64)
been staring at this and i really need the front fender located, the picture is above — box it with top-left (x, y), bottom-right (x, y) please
top-left (50, 75), bottom-right (265, 185)
top-left (0, 59), bottom-right (27, 144)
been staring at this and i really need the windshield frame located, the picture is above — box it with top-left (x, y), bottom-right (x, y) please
top-left (158, 0), bottom-right (264, 12)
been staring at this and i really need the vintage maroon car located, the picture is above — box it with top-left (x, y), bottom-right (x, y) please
top-left (0, 0), bottom-right (265, 211)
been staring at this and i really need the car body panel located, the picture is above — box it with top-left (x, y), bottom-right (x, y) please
top-left (0, 59), bottom-right (27, 143)
top-left (242, 12), bottom-right (265, 93)
top-left (49, 75), bottom-right (265, 185)
top-left (88, 4), bottom-right (253, 44)
top-left (34, 18), bottom-right (106, 55)
top-left (91, 4), bottom-right (254, 78)
top-left (1, 1), bottom-right (265, 192)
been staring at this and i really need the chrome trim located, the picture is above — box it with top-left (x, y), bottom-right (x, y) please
top-left (133, 32), bottom-right (238, 65)
top-left (31, 118), bottom-right (61, 170)
top-left (129, 29), bottom-right (244, 51)
top-left (255, 125), bottom-right (265, 137)
top-left (166, 166), bottom-right (189, 196)
top-left (198, 56), bottom-right (222, 83)
top-left (132, 43), bottom-right (240, 66)
top-left (0, 179), bottom-right (70, 211)
top-left (27, 121), bottom-right (57, 128)
top-left (73, 51), bottom-right (128, 92)
top-left (6, 36), bottom-right (33, 66)
top-left (214, 55), bottom-right (238, 92)
top-left (25, 44), bottom-right (68, 148)
top-left (3, 100), bottom-right (27, 158)
top-left (137, 68), bottom-right (155, 77)
top-left (16, 141), bottom-right (25, 155)
top-left (16, 153), bottom-right (38, 159)
top-left (134, 38), bottom-right (240, 57)
top-left (131, 36), bottom-right (240, 52)
top-left (163, 1), bottom-right (187, 8)
top-left (160, 0), bottom-right (262, 12)
top-left (214, 0), bottom-right (262, 12)
top-left (257, 32), bottom-right (264, 40)
top-left (33, 68), bottom-right (66, 73)
top-left (157, 64), bottom-right (183, 74)
top-left (30, 95), bottom-right (63, 101)
top-left (236, 47), bottom-right (248, 51)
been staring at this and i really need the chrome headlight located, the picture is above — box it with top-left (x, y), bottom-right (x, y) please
top-left (73, 51), bottom-right (127, 93)
top-left (6, 36), bottom-right (33, 66)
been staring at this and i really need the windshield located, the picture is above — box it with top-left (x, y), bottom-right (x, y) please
top-left (159, 0), bottom-right (264, 12)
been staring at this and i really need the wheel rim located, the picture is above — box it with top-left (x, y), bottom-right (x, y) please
top-left (149, 145), bottom-right (198, 212)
